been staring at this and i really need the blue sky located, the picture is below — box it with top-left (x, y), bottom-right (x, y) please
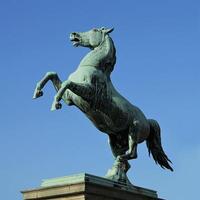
top-left (0, 0), bottom-right (199, 199)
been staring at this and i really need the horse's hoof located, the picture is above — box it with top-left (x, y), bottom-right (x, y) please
top-left (51, 101), bottom-right (62, 111)
top-left (116, 155), bottom-right (124, 162)
top-left (55, 102), bottom-right (62, 109)
top-left (33, 90), bottom-right (43, 99)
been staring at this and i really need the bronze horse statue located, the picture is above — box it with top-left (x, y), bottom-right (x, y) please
top-left (33, 27), bottom-right (173, 184)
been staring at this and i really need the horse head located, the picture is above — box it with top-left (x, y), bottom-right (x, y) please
top-left (70, 27), bottom-right (114, 49)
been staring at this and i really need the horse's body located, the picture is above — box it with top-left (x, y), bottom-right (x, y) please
top-left (33, 27), bottom-right (173, 184)
top-left (67, 65), bottom-right (149, 140)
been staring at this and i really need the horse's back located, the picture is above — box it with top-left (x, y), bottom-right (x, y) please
top-left (109, 81), bottom-right (146, 119)
top-left (109, 81), bottom-right (150, 141)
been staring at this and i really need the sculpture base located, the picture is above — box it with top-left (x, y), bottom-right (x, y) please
top-left (21, 173), bottom-right (163, 200)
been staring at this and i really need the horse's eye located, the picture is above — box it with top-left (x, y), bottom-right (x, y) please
top-left (93, 29), bottom-right (98, 32)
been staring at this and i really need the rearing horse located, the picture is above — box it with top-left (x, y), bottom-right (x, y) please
top-left (33, 27), bottom-right (173, 184)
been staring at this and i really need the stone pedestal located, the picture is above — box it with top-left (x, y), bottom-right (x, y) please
top-left (22, 173), bottom-right (163, 200)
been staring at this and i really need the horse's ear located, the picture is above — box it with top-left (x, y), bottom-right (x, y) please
top-left (101, 27), bottom-right (114, 34)
top-left (105, 27), bottom-right (114, 34)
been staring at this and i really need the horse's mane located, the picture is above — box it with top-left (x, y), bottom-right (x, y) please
top-left (79, 34), bottom-right (116, 77)
top-left (102, 36), bottom-right (116, 75)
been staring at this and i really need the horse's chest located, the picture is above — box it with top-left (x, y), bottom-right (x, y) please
top-left (68, 67), bottom-right (99, 83)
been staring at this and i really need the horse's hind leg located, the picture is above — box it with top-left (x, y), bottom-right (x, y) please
top-left (120, 121), bottom-right (139, 161)
top-left (33, 72), bottom-right (62, 99)
top-left (108, 135), bottom-right (131, 171)
top-left (105, 135), bottom-right (131, 184)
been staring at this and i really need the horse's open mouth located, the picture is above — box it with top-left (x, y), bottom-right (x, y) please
top-left (70, 34), bottom-right (81, 47)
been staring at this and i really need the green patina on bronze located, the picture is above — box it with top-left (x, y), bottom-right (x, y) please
top-left (33, 27), bottom-right (173, 185)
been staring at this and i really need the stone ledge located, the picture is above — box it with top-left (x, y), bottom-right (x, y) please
top-left (21, 173), bottom-right (163, 200)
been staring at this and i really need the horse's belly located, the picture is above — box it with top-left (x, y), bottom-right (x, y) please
top-left (85, 109), bottom-right (128, 134)
top-left (86, 111), bottom-right (113, 133)
top-left (65, 94), bottom-right (109, 132)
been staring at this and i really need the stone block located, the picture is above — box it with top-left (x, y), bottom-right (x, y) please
top-left (22, 173), bottom-right (164, 200)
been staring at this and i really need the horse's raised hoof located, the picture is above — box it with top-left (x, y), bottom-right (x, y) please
top-left (33, 90), bottom-right (43, 99)
top-left (51, 101), bottom-right (62, 111)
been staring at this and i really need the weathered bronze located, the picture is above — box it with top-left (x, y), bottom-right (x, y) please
top-left (33, 27), bottom-right (173, 185)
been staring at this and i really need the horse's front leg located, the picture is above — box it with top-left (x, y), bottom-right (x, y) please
top-left (33, 72), bottom-right (62, 99)
top-left (51, 80), bottom-right (94, 110)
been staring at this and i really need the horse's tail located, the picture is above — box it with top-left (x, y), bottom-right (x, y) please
top-left (146, 119), bottom-right (173, 171)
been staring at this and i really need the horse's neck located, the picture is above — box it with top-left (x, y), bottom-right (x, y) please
top-left (79, 36), bottom-right (115, 72)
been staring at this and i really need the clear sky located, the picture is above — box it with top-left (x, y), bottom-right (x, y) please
top-left (0, 0), bottom-right (199, 199)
